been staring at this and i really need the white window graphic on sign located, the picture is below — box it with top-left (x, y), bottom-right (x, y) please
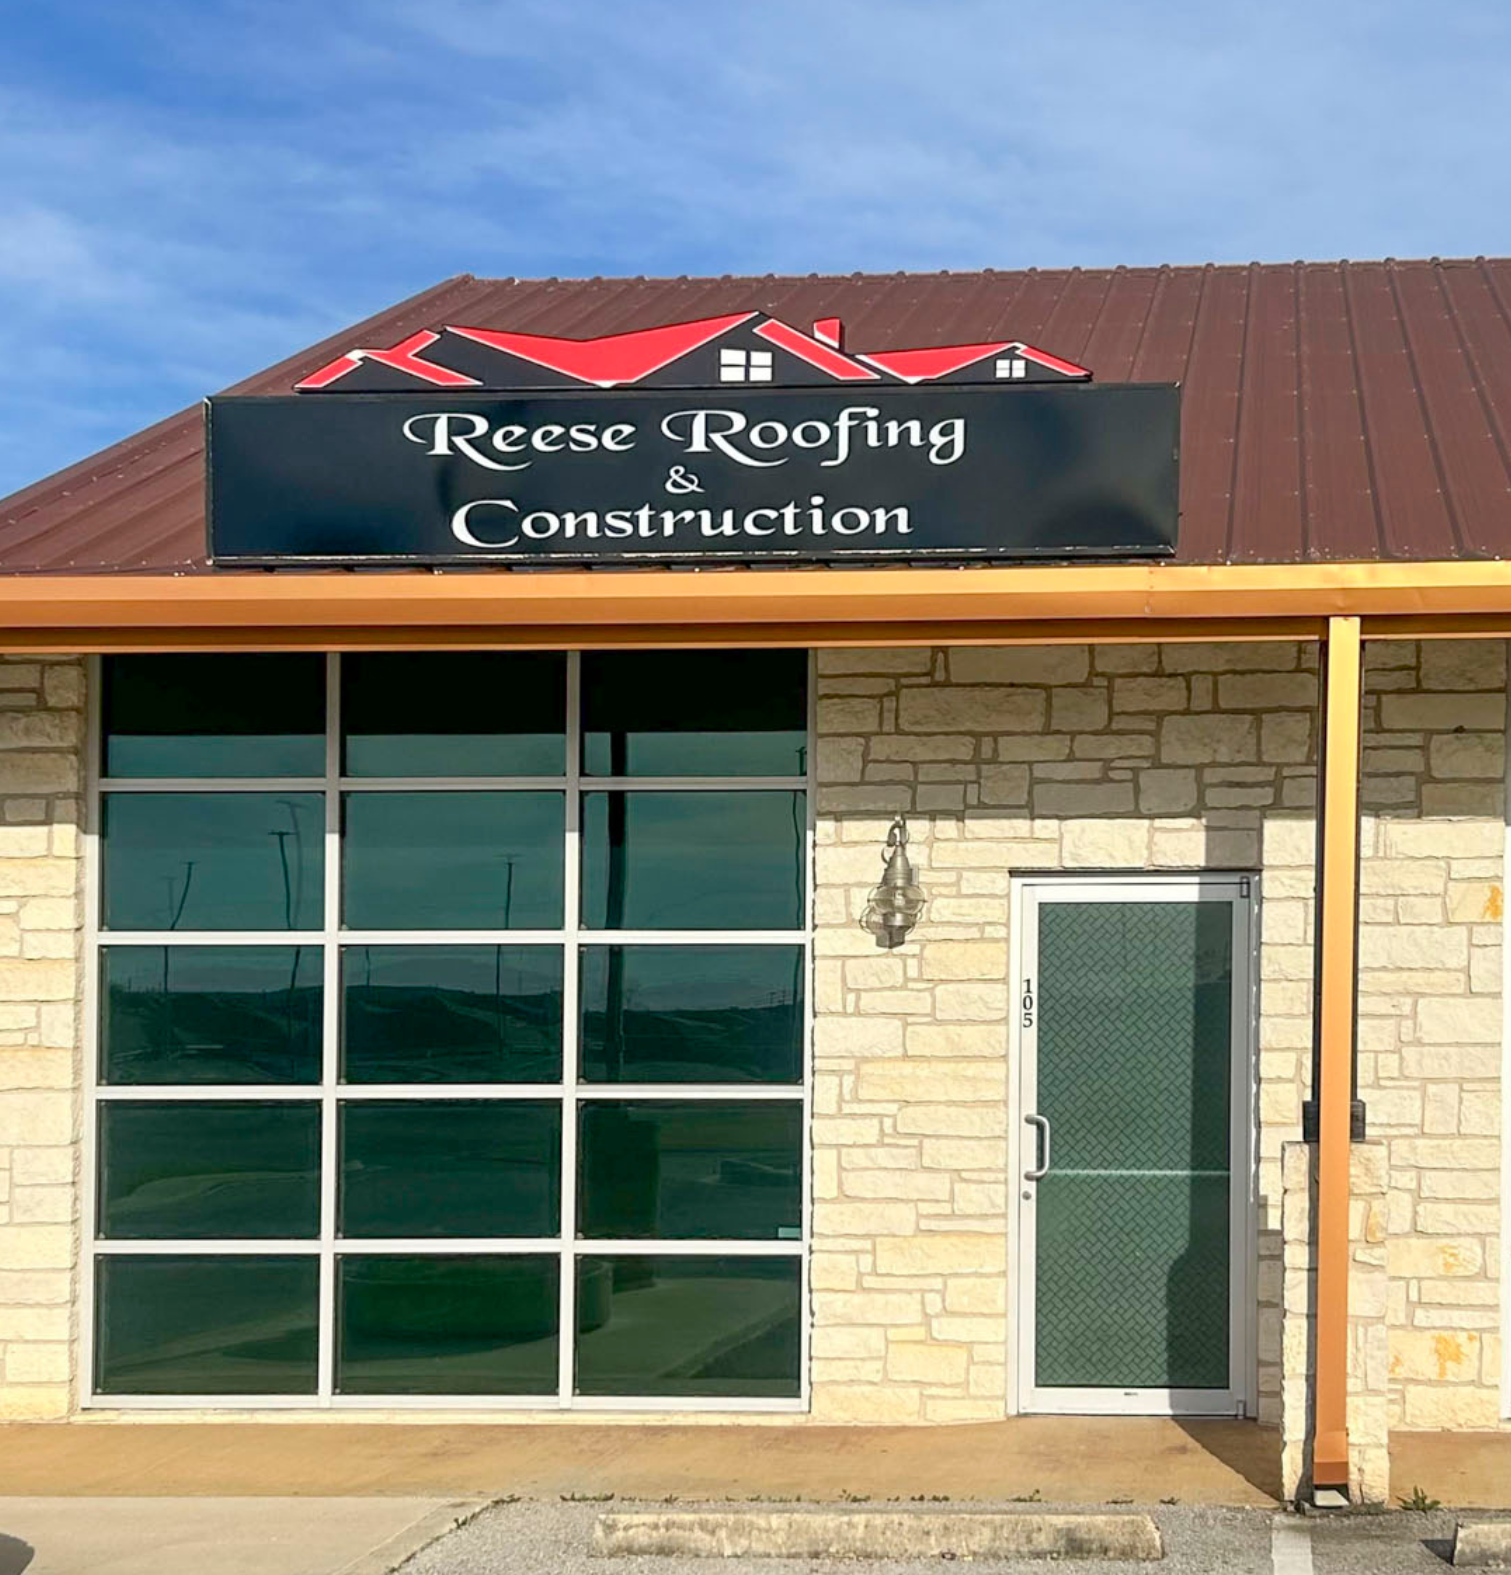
top-left (720, 348), bottom-right (774, 382)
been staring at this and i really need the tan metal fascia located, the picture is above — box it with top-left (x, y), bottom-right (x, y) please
top-left (5, 561), bottom-right (1511, 642)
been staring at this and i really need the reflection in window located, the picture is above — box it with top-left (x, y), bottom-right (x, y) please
top-left (575, 1255), bottom-right (800, 1398)
top-left (582, 650), bottom-right (807, 776)
top-left (102, 793), bottom-right (324, 931)
top-left (103, 655), bottom-right (326, 779)
top-left (342, 945), bottom-right (563, 1083)
top-left (98, 1101), bottom-right (321, 1239)
top-left (580, 945), bottom-right (803, 1084)
top-left (339, 1101), bottom-right (561, 1238)
top-left (581, 792), bottom-right (805, 930)
top-left (337, 1255), bottom-right (559, 1395)
top-left (342, 792), bottom-right (564, 930)
top-left (342, 653), bottom-right (566, 777)
top-left (101, 946), bottom-right (321, 1085)
top-left (95, 1255), bottom-right (318, 1394)
top-left (578, 1100), bottom-right (802, 1240)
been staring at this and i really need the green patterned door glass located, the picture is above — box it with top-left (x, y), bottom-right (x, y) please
top-left (1034, 900), bottom-right (1233, 1390)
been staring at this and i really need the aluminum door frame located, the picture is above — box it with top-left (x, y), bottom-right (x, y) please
top-left (1008, 872), bottom-right (1259, 1418)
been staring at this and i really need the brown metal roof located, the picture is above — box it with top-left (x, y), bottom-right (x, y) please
top-left (5, 259), bottom-right (1511, 574)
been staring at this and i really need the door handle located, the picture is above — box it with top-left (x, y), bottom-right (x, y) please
top-left (1024, 1113), bottom-right (1051, 1181)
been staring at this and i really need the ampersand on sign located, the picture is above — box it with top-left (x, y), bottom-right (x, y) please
top-left (664, 465), bottom-right (704, 494)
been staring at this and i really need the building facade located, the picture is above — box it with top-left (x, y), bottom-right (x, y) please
top-left (1, 261), bottom-right (1510, 1507)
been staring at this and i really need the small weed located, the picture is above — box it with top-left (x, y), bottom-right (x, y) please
top-left (1007, 1489), bottom-right (1042, 1503)
top-left (1398, 1485), bottom-right (1441, 1513)
top-left (839, 1489), bottom-right (871, 1503)
top-left (1160, 1497), bottom-right (1179, 1507)
top-left (911, 1494), bottom-right (951, 1503)
top-left (559, 1492), bottom-right (615, 1503)
top-left (1107, 1497), bottom-right (1133, 1505)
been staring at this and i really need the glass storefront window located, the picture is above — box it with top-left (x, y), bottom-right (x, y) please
top-left (578, 1100), bottom-right (803, 1241)
top-left (342, 945), bottom-right (563, 1084)
top-left (103, 654), bottom-right (326, 779)
top-left (338, 1100), bottom-right (561, 1239)
top-left (101, 945), bottom-right (321, 1085)
top-left (95, 1255), bottom-right (319, 1395)
top-left (93, 652), bottom-right (808, 1405)
top-left (574, 1256), bottom-right (801, 1399)
top-left (581, 791), bottom-right (804, 930)
top-left (336, 1255), bottom-right (559, 1396)
top-left (103, 793), bottom-right (324, 931)
top-left (342, 653), bottom-right (566, 777)
top-left (342, 791), bottom-right (564, 929)
top-left (579, 944), bottom-right (803, 1084)
top-left (97, 1100), bottom-right (321, 1239)
top-left (581, 650), bottom-right (807, 777)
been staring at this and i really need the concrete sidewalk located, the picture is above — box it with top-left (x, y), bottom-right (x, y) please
top-left (1, 1420), bottom-right (1507, 1516)
top-left (0, 1497), bottom-right (479, 1575)
top-left (0, 1418), bottom-right (1279, 1504)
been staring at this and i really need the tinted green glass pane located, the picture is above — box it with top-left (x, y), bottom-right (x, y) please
top-left (95, 1254), bottom-right (318, 1394)
top-left (342, 792), bottom-right (564, 929)
top-left (580, 945), bottom-right (803, 1084)
top-left (1034, 900), bottom-right (1233, 1390)
top-left (582, 651), bottom-right (807, 776)
top-left (339, 1100), bottom-right (560, 1238)
top-left (342, 946), bottom-right (562, 1083)
top-left (102, 793), bottom-right (324, 931)
top-left (1038, 903), bottom-right (1232, 1173)
top-left (575, 1255), bottom-right (800, 1398)
top-left (1035, 1174), bottom-right (1230, 1388)
top-left (578, 1100), bottom-right (801, 1240)
top-left (101, 946), bottom-right (321, 1085)
top-left (581, 792), bottom-right (804, 930)
top-left (337, 1255), bottom-right (558, 1395)
top-left (342, 653), bottom-right (566, 777)
top-left (103, 654), bottom-right (326, 778)
top-left (98, 1101), bottom-right (321, 1239)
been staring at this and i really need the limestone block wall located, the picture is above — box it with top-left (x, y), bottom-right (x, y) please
top-left (1281, 1141), bottom-right (1390, 1503)
top-left (0, 657), bottom-right (86, 1420)
top-left (1358, 640), bottom-right (1507, 1431)
top-left (810, 641), bottom-right (1321, 1424)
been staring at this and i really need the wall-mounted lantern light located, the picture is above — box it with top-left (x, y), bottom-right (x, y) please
top-left (860, 815), bottom-right (924, 948)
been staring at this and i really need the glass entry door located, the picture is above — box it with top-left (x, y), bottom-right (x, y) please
top-left (1013, 876), bottom-right (1253, 1416)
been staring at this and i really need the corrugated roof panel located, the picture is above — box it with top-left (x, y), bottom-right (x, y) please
top-left (1079, 268), bottom-right (1161, 385)
top-left (1229, 264), bottom-right (1306, 564)
top-left (5, 259), bottom-right (1511, 574)
top-left (1171, 266), bottom-right (1247, 564)
top-left (1343, 263), bottom-right (1459, 558)
top-left (1294, 264), bottom-right (1378, 562)
top-left (1393, 262), bottom-right (1510, 559)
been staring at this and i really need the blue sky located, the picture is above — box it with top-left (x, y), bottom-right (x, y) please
top-left (3, 0), bottom-right (1509, 497)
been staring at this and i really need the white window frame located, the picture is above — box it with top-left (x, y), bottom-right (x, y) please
top-left (79, 650), bottom-right (816, 1413)
top-left (1006, 871), bottom-right (1259, 1419)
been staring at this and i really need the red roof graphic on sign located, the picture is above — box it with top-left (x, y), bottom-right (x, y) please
top-left (294, 311), bottom-right (1091, 392)
top-left (447, 311), bottom-right (756, 386)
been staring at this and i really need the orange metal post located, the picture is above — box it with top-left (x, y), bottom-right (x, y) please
top-left (1312, 615), bottom-right (1363, 1491)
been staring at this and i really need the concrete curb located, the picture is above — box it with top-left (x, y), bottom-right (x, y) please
top-left (339, 1498), bottom-right (490, 1575)
top-left (591, 1509), bottom-right (1164, 1560)
top-left (1454, 1521), bottom-right (1511, 1568)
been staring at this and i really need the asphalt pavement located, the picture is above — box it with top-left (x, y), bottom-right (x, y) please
top-left (396, 1498), bottom-right (1476, 1575)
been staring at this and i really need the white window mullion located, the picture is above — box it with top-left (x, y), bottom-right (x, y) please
top-left (558, 650), bottom-right (582, 1407)
top-left (79, 655), bottom-right (104, 1412)
top-left (317, 651), bottom-right (341, 1406)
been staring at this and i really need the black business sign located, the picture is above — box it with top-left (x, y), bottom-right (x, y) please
top-left (205, 383), bottom-right (1179, 566)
